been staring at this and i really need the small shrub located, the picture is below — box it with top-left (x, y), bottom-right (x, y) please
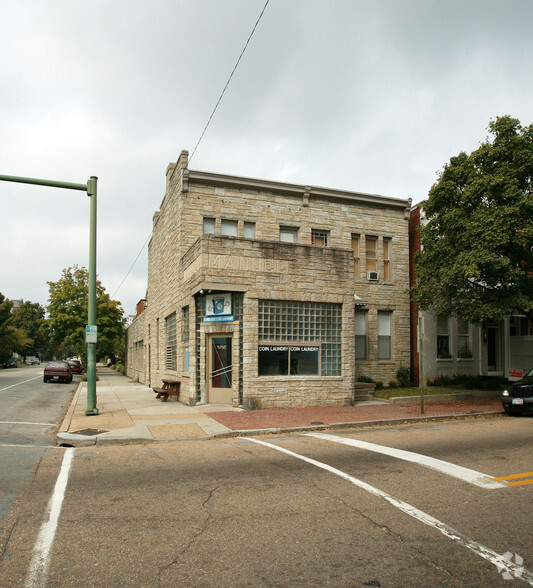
top-left (375, 381), bottom-right (384, 390)
top-left (115, 362), bottom-right (126, 374)
top-left (388, 380), bottom-right (397, 388)
top-left (396, 365), bottom-right (411, 387)
top-left (357, 375), bottom-right (375, 383)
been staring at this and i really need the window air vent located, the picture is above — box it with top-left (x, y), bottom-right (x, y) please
top-left (367, 271), bottom-right (379, 281)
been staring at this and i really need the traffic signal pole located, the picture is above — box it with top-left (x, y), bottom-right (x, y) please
top-left (0, 174), bottom-right (99, 415)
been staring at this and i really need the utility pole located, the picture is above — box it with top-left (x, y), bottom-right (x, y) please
top-left (0, 174), bottom-right (99, 415)
top-left (419, 314), bottom-right (425, 415)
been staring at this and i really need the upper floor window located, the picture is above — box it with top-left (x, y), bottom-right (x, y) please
top-left (311, 229), bottom-right (329, 246)
top-left (280, 226), bottom-right (299, 243)
top-left (221, 219), bottom-right (238, 236)
top-left (383, 238), bottom-right (392, 280)
top-left (352, 234), bottom-right (360, 278)
top-left (203, 217), bottom-right (215, 235)
top-left (243, 222), bottom-right (255, 238)
top-left (365, 236), bottom-right (377, 273)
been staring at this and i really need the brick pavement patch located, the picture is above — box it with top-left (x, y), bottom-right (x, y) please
top-left (206, 399), bottom-right (503, 431)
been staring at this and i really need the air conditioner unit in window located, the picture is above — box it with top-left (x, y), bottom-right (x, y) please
top-left (367, 271), bottom-right (379, 281)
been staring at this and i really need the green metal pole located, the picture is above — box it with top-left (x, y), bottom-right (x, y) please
top-left (86, 177), bottom-right (99, 415)
top-left (0, 173), bottom-right (99, 415)
top-left (419, 314), bottom-right (425, 415)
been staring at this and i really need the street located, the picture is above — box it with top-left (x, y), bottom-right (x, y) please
top-left (0, 365), bottom-right (76, 533)
top-left (0, 415), bottom-right (532, 587)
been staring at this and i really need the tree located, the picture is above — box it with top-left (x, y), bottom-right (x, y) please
top-left (412, 116), bottom-right (533, 325)
top-left (0, 294), bottom-right (34, 362)
top-left (9, 301), bottom-right (47, 358)
top-left (0, 294), bottom-right (14, 362)
top-left (47, 266), bottom-right (125, 362)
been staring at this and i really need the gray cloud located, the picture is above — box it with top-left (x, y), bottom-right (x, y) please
top-left (1, 0), bottom-right (532, 315)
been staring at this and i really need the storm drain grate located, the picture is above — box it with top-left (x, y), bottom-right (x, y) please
top-left (74, 428), bottom-right (108, 436)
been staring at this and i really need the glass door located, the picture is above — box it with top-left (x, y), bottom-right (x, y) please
top-left (207, 335), bottom-right (233, 404)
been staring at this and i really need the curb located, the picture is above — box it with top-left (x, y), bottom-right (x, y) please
top-left (57, 432), bottom-right (97, 447)
top-left (58, 380), bottom-right (84, 434)
top-left (55, 410), bottom-right (505, 447)
top-left (211, 410), bottom-right (505, 438)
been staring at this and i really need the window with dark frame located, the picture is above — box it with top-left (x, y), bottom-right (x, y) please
top-left (437, 315), bottom-right (450, 359)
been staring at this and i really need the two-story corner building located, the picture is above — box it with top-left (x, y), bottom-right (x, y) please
top-left (126, 150), bottom-right (412, 408)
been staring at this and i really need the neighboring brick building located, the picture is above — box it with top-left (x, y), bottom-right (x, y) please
top-left (126, 150), bottom-right (412, 408)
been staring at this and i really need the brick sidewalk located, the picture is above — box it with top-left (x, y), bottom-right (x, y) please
top-left (206, 398), bottom-right (503, 431)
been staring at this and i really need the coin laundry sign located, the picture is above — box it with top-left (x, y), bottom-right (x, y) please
top-left (204, 293), bottom-right (233, 322)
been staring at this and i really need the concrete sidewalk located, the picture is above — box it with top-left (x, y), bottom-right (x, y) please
top-left (57, 367), bottom-right (505, 446)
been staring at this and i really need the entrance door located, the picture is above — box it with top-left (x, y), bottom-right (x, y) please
top-left (207, 335), bottom-right (233, 404)
top-left (487, 323), bottom-right (501, 372)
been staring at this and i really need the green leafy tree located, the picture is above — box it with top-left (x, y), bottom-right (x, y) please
top-left (47, 266), bottom-right (125, 363)
top-left (412, 116), bottom-right (533, 324)
top-left (0, 295), bottom-right (35, 362)
top-left (9, 301), bottom-right (47, 358)
top-left (0, 294), bottom-right (15, 362)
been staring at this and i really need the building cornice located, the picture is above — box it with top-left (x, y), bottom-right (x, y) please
top-left (186, 169), bottom-right (411, 210)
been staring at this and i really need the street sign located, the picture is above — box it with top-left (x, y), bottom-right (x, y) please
top-left (86, 325), bottom-right (97, 343)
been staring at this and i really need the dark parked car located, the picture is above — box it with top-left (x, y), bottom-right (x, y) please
top-left (2, 358), bottom-right (18, 369)
top-left (43, 361), bottom-right (72, 383)
top-left (67, 359), bottom-right (82, 374)
top-left (501, 368), bottom-right (533, 415)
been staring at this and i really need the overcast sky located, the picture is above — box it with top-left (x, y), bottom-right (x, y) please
top-left (1, 0), bottom-right (532, 317)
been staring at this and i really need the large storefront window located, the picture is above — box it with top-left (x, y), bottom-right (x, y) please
top-left (258, 300), bottom-right (341, 376)
top-left (258, 345), bottom-right (319, 375)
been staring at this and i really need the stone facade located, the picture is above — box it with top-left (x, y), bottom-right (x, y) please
top-left (126, 150), bottom-right (412, 408)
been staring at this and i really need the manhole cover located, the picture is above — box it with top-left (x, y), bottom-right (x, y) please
top-left (74, 428), bottom-right (108, 436)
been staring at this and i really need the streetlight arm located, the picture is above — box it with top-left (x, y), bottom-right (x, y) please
top-left (0, 174), bottom-right (88, 192)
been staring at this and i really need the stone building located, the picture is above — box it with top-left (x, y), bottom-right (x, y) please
top-left (126, 150), bottom-right (412, 408)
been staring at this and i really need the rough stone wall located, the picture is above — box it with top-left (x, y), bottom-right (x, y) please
top-left (127, 149), bottom-right (411, 406)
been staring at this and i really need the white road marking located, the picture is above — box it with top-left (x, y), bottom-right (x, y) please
top-left (25, 448), bottom-right (74, 588)
top-left (0, 375), bottom-right (42, 392)
top-left (0, 421), bottom-right (54, 426)
top-left (306, 432), bottom-right (505, 489)
top-left (0, 444), bottom-right (57, 449)
top-left (242, 436), bottom-right (533, 585)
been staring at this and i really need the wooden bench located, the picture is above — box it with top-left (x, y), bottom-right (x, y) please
top-left (152, 379), bottom-right (181, 402)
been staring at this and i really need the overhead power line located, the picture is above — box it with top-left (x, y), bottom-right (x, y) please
top-left (114, 1), bottom-right (270, 302)
top-left (112, 231), bottom-right (152, 300)
top-left (189, 0), bottom-right (271, 163)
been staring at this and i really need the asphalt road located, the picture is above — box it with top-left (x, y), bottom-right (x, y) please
top-left (0, 415), bottom-right (532, 587)
top-left (0, 365), bottom-right (76, 534)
